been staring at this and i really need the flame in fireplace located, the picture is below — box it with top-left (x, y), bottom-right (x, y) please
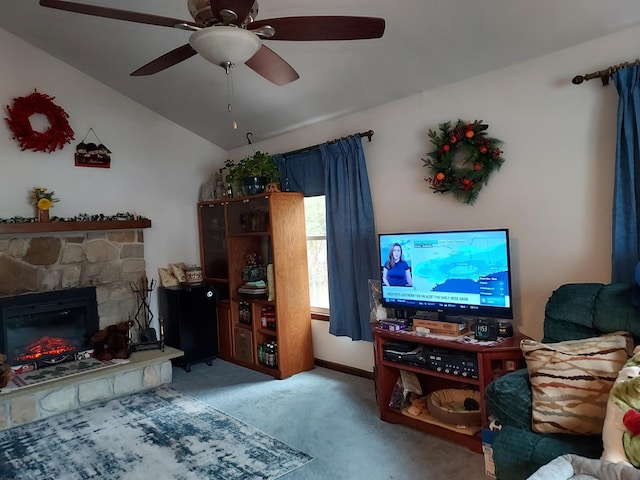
top-left (16, 336), bottom-right (76, 362)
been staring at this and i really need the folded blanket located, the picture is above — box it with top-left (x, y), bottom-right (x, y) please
top-left (527, 454), bottom-right (640, 480)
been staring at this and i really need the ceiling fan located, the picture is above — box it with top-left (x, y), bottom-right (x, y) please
top-left (39, 0), bottom-right (386, 86)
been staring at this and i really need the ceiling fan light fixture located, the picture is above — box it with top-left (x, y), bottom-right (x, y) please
top-left (189, 26), bottom-right (261, 66)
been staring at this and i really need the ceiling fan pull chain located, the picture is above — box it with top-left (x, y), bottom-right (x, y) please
top-left (225, 62), bottom-right (238, 130)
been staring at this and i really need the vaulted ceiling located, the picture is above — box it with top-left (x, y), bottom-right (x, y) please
top-left (2, 0), bottom-right (640, 150)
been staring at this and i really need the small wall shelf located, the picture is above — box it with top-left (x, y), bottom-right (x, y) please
top-left (0, 219), bottom-right (151, 235)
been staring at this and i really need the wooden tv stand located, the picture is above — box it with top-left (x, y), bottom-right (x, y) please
top-left (372, 324), bottom-right (526, 453)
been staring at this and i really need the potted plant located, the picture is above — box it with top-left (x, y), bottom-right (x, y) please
top-left (222, 152), bottom-right (279, 196)
top-left (220, 158), bottom-right (240, 196)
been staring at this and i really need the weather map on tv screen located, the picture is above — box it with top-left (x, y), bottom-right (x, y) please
top-left (379, 228), bottom-right (512, 318)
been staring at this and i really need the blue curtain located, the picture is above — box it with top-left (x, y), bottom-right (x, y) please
top-left (273, 149), bottom-right (324, 196)
top-left (321, 137), bottom-right (378, 341)
top-left (273, 136), bottom-right (378, 341)
top-left (612, 66), bottom-right (640, 284)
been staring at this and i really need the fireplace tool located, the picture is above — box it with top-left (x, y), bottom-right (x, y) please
top-left (130, 276), bottom-right (157, 344)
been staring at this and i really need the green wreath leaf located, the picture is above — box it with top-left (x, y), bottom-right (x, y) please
top-left (422, 119), bottom-right (504, 205)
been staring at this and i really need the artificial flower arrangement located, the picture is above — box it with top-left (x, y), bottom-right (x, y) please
top-left (31, 187), bottom-right (60, 211)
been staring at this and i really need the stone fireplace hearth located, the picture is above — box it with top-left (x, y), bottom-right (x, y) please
top-left (0, 346), bottom-right (183, 430)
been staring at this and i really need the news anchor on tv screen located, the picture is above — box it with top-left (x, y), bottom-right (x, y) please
top-left (382, 243), bottom-right (413, 287)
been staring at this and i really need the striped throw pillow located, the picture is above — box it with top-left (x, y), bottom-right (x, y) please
top-left (521, 335), bottom-right (628, 435)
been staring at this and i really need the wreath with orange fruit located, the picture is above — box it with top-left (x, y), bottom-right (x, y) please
top-left (423, 119), bottom-right (504, 205)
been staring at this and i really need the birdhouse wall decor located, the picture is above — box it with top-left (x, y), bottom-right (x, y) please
top-left (75, 128), bottom-right (111, 168)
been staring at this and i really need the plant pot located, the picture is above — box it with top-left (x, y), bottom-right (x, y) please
top-left (241, 176), bottom-right (268, 196)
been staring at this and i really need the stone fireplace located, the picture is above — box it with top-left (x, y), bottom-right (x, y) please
top-left (0, 222), bottom-right (184, 431)
top-left (0, 227), bottom-right (147, 329)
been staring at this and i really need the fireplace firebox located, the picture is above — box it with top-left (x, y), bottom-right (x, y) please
top-left (0, 287), bottom-right (99, 367)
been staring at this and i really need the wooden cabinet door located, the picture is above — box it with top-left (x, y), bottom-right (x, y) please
top-left (198, 201), bottom-right (228, 282)
top-left (217, 301), bottom-right (232, 360)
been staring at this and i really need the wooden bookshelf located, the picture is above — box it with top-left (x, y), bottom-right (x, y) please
top-left (197, 193), bottom-right (313, 379)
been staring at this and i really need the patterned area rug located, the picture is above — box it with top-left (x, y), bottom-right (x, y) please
top-left (0, 387), bottom-right (313, 480)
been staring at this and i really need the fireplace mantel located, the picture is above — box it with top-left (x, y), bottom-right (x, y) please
top-left (0, 219), bottom-right (151, 235)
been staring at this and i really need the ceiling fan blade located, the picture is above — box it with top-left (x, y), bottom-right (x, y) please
top-left (249, 16), bottom-right (385, 41)
top-left (245, 45), bottom-right (299, 86)
top-left (209, 0), bottom-right (255, 25)
top-left (39, 0), bottom-right (201, 29)
top-left (130, 44), bottom-right (198, 76)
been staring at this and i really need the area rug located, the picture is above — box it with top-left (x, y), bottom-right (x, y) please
top-left (0, 386), bottom-right (313, 480)
top-left (2, 357), bottom-right (128, 393)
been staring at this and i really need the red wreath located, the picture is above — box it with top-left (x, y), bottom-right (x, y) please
top-left (5, 91), bottom-right (74, 153)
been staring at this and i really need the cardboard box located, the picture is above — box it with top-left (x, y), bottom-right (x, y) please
top-left (412, 319), bottom-right (470, 337)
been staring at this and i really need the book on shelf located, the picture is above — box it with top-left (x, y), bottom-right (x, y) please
top-left (238, 280), bottom-right (268, 295)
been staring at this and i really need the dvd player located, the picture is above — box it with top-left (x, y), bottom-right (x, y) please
top-left (382, 341), bottom-right (427, 367)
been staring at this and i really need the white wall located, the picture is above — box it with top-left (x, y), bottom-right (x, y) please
top-left (4, 24), bottom-right (635, 374)
top-left (229, 26), bottom-right (639, 372)
top-left (0, 29), bottom-right (227, 326)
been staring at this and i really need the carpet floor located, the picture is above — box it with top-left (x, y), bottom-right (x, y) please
top-left (171, 360), bottom-right (489, 480)
top-left (0, 386), bottom-right (312, 480)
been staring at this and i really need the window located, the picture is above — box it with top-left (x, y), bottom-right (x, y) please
top-left (303, 196), bottom-right (329, 315)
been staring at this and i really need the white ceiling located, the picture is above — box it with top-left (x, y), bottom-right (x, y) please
top-left (2, 0), bottom-right (640, 151)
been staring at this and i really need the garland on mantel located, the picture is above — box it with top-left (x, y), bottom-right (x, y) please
top-left (0, 212), bottom-right (148, 224)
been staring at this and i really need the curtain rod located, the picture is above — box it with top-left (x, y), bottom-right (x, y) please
top-left (281, 130), bottom-right (374, 156)
top-left (572, 59), bottom-right (640, 86)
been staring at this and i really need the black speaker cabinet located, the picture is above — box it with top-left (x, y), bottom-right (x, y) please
top-left (158, 284), bottom-right (219, 371)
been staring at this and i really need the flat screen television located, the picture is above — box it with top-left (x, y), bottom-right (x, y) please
top-left (379, 228), bottom-right (513, 320)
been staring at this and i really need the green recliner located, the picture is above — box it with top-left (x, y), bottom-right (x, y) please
top-left (484, 283), bottom-right (640, 480)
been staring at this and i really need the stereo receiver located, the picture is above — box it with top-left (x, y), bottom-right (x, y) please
top-left (425, 346), bottom-right (478, 379)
